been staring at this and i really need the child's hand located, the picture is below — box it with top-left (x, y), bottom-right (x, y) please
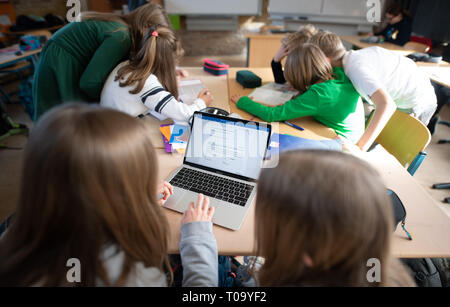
top-left (182, 194), bottom-right (215, 225)
top-left (158, 181), bottom-right (174, 206)
top-left (338, 135), bottom-right (364, 157)
top-left (176, 68), bottom-right (189, 78)
top-left (231, 94), bottom-right (253, 104)
top-left (273, 45), bottom-right (290, 63)
top-left (198, 88), bottom-right (214, 106)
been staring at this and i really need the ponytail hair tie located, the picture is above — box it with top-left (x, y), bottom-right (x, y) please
top-left (151, 31), bottom-right (158, 37)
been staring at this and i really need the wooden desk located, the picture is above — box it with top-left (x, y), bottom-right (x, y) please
top-left (417, 61), bottom-right (450, 89)
top-left (340, 35), bottom-right (414, 56)
top-left (156, 67), bottom-right (450, 258)
top-left (0, 45), bottom-right (41, 69)
top-left (357, 149), bottom-right (450, 258)
top-left (244, 32), bottom-right (285, 68)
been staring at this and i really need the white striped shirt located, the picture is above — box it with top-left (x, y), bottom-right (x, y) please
top-left (100, 61), bottom-right (206, 124)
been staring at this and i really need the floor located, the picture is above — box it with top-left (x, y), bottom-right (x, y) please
top-left (1, 56), bottom-right (449, 223)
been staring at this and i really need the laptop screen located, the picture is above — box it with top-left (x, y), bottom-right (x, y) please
top-left (185, 113), bottom-right (271, 181)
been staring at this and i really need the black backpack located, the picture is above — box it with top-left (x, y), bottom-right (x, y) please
top-left (402, 258), bottom-right (450, 287)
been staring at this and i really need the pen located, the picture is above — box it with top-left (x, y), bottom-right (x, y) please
top-left (284, 121), bottom-right (304, 131)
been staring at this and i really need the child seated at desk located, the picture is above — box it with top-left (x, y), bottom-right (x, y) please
top-left (0, 104), bottom-right (218, 287)
top-left (271, 24), bottom-right (318, 84)
top-left (309, 31), bottom-right (437, 151)
top-left (232, 43), bottom-right (365, 144)
top-left (101, 25), bottom-right (213, 124)
top-left (373, 3), bottom-right (412, 46)
top-left (241, 150), bottom-right (415, 286)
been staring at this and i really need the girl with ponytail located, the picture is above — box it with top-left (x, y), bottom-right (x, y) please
top-left (101, 24), bottom-right (213, 124)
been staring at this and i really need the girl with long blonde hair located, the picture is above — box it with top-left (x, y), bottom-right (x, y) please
top-left (0, 104), bottom-right (217, 286)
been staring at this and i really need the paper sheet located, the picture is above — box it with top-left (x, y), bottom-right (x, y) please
top-left (249, 83), bottom-right (299, 106)
top-left (179, 79), bottom-right (206, 105)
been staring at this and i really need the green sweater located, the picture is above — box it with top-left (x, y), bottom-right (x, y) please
top-left (50, 20), bottom-right (131, 100)
top-left (236, 67), bottom-right (365, 143)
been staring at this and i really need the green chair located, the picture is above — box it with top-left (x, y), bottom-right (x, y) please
top-left (374, 110), bottom-right (431, 176)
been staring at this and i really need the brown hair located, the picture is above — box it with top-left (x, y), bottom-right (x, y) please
top-left (284, 43), bottom-right (334, 94)
top-left (309, 31), bottom-right (346, 64)
top-left (386, 2), bottom-right (411, 18)
top-left (254, 150), bottom-right (414, 287)
top-left (0, 104), bottom-right (171, 286)
top-left (116, 24), bottom-right (182, 97)
top-left (82, 3), bottom-right (182, 97)
top-left (281, 24), bottom-right (318, 51)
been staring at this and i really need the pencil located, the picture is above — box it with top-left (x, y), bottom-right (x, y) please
top-left (284, 121), bottom-right (304, 131)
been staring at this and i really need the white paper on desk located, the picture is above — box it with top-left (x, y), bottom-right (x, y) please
top-left (249, 83), bottom-right (299, 106)
top-left (178, 79), bottom-right (206, 105)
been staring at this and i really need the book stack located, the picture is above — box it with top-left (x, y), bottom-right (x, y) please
top-left (160, 124), bottom-right (190, 154)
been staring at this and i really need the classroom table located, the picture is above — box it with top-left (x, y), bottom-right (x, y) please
top-left (340, 35), bottom-right (414, 56)
top-left (244, 32), bottom-right (285, 68)
top-left (153, 67), bottom-right (450, 258)
top-left (0, 44), bottom-right (42, 69)
top-left (417, 61), bottom-right (450, 89)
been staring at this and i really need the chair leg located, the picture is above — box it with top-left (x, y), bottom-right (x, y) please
top-left (432, 183), bottom-right (450, 190)
top-left (407, 152), bottom-right (427, 176)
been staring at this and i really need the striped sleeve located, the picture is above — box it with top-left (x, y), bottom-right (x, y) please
top-left (140, 77), bottom-right (206, 124)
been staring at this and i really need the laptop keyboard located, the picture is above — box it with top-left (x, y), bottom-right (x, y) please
top-left (169, 168), bottom-right (254, 207)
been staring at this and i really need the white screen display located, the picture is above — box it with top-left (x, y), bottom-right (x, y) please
top-left (185, 114), bottom-right (271, 180)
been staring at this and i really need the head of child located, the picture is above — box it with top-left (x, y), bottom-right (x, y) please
top-left (0, 104), bottom-right (170, 286)
top-left (284, 43), bottom-right (334, 94)
top-left (118, 3), bottom-right (183, 98)
top-left (308, 31), bottom-right (346, 67)
top-left (282, 24), bottom-right (318, 52)
top-left (254, 150), bottom-right (394, 286)
top-left (385, 3), bottom-right (407, 25)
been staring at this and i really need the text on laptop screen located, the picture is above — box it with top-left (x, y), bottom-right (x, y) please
top-left (185, 114), bottom-right (271, 180)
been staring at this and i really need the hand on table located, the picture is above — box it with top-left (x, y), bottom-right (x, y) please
top-left (198, 88), bottom-right (214, 106)
top-left (338, 135), bottom-right (365, 158)
top-left (231, 94), bottom-right (253, 104)
top-left (176, 68), bottom-right (189, 78)
top-left (158, 181), bottom-right (174, 206)
top-left (182, 194), bottom-right (215, 225)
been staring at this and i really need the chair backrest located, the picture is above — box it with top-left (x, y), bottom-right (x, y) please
top-left (404, 41), bottom-right (430, 53)
top-left (410, 35), bottom-right (432, 52)
top-left (375, 110), bottom-right (431, 168)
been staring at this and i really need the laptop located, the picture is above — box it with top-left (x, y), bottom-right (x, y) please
top-left (163, 112), bottom-right (272, 230)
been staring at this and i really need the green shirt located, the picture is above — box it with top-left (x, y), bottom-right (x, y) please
top-left (236, 67), bottom-right (365, 143)
top-left (50, 20), bottom-right (131, 100)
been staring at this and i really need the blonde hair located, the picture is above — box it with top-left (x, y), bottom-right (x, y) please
top-left (309, 30), bottom-right (347, 63)
top-left (284, 43), bottom-right (333, 94)
top-left (254, 150), bottom-right (415, 287)
top-left (281, 24), bottom-right (318, 50)
top-left (0, 104), bottom-right (171, 286)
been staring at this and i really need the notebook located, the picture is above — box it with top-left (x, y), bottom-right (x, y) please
top-left (267, 133), bottom-right (342, 158)
top-left (249, 83), bottom-right (299, 106)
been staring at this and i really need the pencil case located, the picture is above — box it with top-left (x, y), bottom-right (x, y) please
top-left (203, 58), bottom-right (229, 76)
top-left (236, 70), bottom-right (261, 88)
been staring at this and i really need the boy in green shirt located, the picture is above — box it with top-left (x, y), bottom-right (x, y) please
top-left (232, 44), bottom-right (365, 144)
